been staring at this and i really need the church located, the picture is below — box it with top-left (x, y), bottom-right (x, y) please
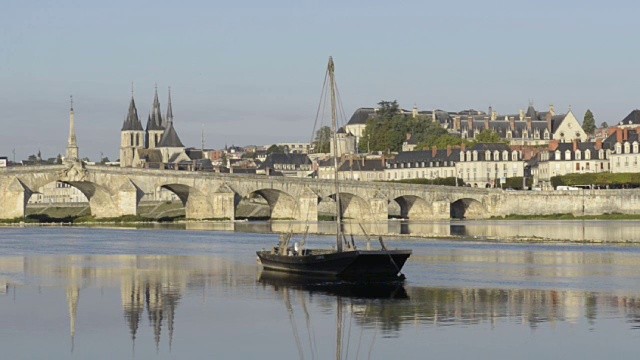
top-left (119, 87), bottom-right (191, 168)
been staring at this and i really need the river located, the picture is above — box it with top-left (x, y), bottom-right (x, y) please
top-left (1, 223), bottom-right (639, 359)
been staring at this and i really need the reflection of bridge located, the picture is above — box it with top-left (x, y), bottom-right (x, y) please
top-left (3, 163), bottom-right (640, 220)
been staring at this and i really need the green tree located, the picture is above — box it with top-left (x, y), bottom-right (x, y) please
top-left (583, 110), bottom-right (596, 135)
top-left (473, 129), bottom-right (507, 144)
top-left (267, 144), bottom-right (285, 154)
top-left (313, 126), bottom-right (331, 153)
top-left (601, 122), bottom-right (609, 129)
top-left (376, 100), bottom-right (401, 120)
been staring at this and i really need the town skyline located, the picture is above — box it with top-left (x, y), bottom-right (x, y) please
top-left (3, 0), bottom-right (640, 161)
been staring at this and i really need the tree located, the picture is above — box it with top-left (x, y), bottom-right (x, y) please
top-left (313, 126), bottom-right (331, 153)
top-left (100, 156), bottom-right (110, 164)
top-left (474, 130), bottom-right (507, 144)
top-left (583, 110), bottom-right (596, 135)
top-left (376, 100), bottom-right (401, 120)
top-left (267, 144), bottom-right (285, 154)
top-left (601, 122), bottom-right (609, 129)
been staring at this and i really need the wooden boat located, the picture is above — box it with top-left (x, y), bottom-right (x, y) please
top-left (256, 57), bottom-right (411, 280)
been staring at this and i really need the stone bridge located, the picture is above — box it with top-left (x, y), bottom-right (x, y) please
top-left (2, 163), bottom-right (640, 221)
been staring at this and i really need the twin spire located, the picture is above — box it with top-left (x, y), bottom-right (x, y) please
top-left (121, 85), bottom-right (183, 147)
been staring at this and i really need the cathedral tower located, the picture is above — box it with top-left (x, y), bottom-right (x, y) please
top-left (145, 85), bottom-right (165, 149)
top-left (120, 94), bottom-right (145, 167)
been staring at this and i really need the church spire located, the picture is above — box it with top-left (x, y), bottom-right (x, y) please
top-left (66, 95), bottom-right (79, 161)
top-left (166, 86), bottom-right (174, 122)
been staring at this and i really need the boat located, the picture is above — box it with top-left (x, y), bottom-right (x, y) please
top-left (256, 57), bottom-right (412, 280)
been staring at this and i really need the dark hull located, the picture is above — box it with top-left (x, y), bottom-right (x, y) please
top-left (256, 249), bottom-right (411, 280)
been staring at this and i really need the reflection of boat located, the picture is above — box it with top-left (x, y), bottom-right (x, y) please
top-left (256, 57), bottom-right (411, 280)
top-left (257, 270), bottom-right (409, 300)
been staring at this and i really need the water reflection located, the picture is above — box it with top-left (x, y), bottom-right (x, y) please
top-left (3, 254), bottom-right (640, 353)
top-left (129, 219), bottom-right (640, 243)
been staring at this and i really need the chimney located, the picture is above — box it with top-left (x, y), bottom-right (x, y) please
top-left (609, 127), bottom-right (617, 136)
top-left (454, 117), bottom-right (460, 131)
top-left (349, 157), bottom-right (353, 168)
top-left (461, 143), bottom-right (466, 153)
top-left (548, 140), bottom-right (559, 151)
top-left (616, 128), bottom-right (623, 144)
top-left (526, 117), bottom-right (532, 131)
top-left (624, 128), bottom-right (629, 141)
top-left (447, 145), bottom-right (452, 156)
top-left (406, 133), bottom-right (412, 140)
top-left (491, 111), bottom-right (497, 121)
top-left (595, 138), bottom-right (602, 150)
top-left (381, 155), bottom-right (386, 166)
top-left (432, 146), bottom-right (438, 158)
top-left (573, 139), bottom-right (579, 152)
top-left (519, 110), bottom-right (525, 120)
top-left (362, 157), bottom-right (365, 166)
top-left (484, 117), bottom-right (489, 130)
top-left (467, 117), bottom-right (473, 131)
top-left (509, 117), bottom-right (515, 131)
top-left (549, 104), bottom-right (555, 116)
top-left (546, 113), bottom-right (552, 132)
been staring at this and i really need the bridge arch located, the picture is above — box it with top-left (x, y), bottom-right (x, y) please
top-left (250, 188), bottom-right (299, 220)
top-left (324, 192), bottom-right (372, 221)
top-left (393, 195), bottom-right (432, 220)
top-left (450, 198), bottom-right (487, 219)
top-left (160, 183), bottom-right (217, 219)
top-left (26, 179), bottom-right (122, 218)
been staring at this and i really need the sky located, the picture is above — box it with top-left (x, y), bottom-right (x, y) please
top-left (1, 0), bottom-right (640, 161)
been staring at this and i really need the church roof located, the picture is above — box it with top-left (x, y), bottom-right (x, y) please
top-left (121, 97), bottom-right (144, 131)
top-left (157, 121), bottom-right (184, 148)
top-left (347, 108), bottom-right (376, 125)
top-left (166, 87), bottom-right (174, 121)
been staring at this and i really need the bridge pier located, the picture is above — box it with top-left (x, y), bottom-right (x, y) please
top-left (293, 188), bottom-right (318, 222)
top-left (368, 195), bottom-right (388, 222)
top-left (211, 188), bottom-right (236, 220)
top-left (432, 201), bottom-right (451, 220)
top-left (0, 178), bottom-right (32, 219)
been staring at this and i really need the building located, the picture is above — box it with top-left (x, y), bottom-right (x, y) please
top-left (603, 128), bottom-right (640, 174)
top-left (346, 103), bottom-right (588, 149)
top-left (532, 140), bottom-right (609, 187)
top-left (257, 153), bottom-right (314, 177)
top-left (457, 143), bottom-right (524, 188)
top-left (121, 87), bottom-right (190, 168)
top-left (386, 148), bottom-right (458, 181)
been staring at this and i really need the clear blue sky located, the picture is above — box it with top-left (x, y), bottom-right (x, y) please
top-left (1, 0), bottom-right (639, 161)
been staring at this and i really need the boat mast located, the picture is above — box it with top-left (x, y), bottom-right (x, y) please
top-left (329, 56), bottom-right (343, 252)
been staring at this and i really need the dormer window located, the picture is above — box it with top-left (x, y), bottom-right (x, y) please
top-left (485, 150), bottom-right (491, 160)
top-left (511, 151), bottom-right (518, 161)
top-left (502, 151), bottom-right (509, 161)
top-left (565, 150), bottom-right (571, 160)
top-left (506, 131), bottom-right (512, 139)
top-left (493, 151), bottom-right (499, 160)
top-left (473, 151), bottom-right (478, 161)
top-left (624, 143), bottom-right (631, 154)
top-left (576, 150), bottom-right (581, 160)
top-left (616, 143), bottom-right (622, 154)
top-left (585, 150), bottom-right (591, 160)
top-left (544, 130), bottom-right (550, 140)
top-left (634, 142), bottom-right (639, 153)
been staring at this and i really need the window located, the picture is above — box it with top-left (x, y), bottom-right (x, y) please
top-left (565, 150), bottom-right (571, 160)
top-left (576, 150), bottom-right (581, 160)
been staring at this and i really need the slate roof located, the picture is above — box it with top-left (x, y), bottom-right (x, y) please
top-left (603, 129), bottom-right (640, 149)
top-left (337, 159), bottom-right (386, 172)
top-left (618, 110), bottom-right (640, 126)
top-left (157, 121), bottom-right (184, 148)
top-left (388, 149), bottom-right (458, 166)
top-left (346, 108), bottom-right (376, 125)
top-left (121, 97), bottom-right (144, 131)
top-left (258, 153), bottom-right (312, 170)
top-left (547, 142), bottom-right (602, 161)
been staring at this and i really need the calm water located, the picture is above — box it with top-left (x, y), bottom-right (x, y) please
top-left (1, 225), bottom-right (640, 359)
